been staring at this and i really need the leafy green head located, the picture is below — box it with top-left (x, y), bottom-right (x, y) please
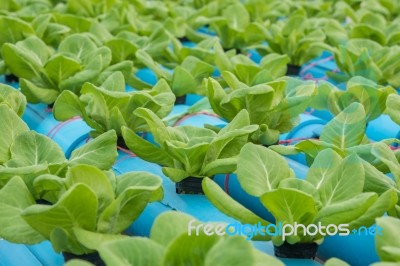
top-left (122, 108), bottom-right (258, 182)
top-left (0, 165), bottom-right (163, 255)
top-left (213, 41), bottom-right (289, 86)
top-left (53, 72), bottom-right (175, 138)
top-left (0, 104), bottom-right (119, 194)
top-left (205, 72), bottom-right (316, 145)
top-left (135, 49), bottom-right (215, 97)
top-left (271, 102), bottom-right (400, 170)
top-left (311, 76), bottom-right (397, 122)
top-left (258, 10), bottom-right (328, 66)
top-left (206, 2), bottom-right (265, 50)
top-left (329, 39), bottom-right (400, 87)
top-left (2, 33), bottom-right (133, 104)
top-left (203, 143), bottom-right (397, 246)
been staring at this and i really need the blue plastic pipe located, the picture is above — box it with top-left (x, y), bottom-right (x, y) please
top-left (35, 115), bottom-right (91, 158)
top-left (0, 240), bottom-right (42, 266)
top-left (280, 114), bottom-right (326, 165)
top-left (306, 109), bottom-right (334, 122)
top-left (22, 103), bottom-right (50, 130)
top-left (25, 242), bottom-right (64, 266)
top-left (366, 114), bottom-right (400, 144)
top-left (317, 232), bottom-right (379, 265)
top-left (169, 104), bottom-right (227, 127)
top-left (0, 75), bottom-right (19, 89)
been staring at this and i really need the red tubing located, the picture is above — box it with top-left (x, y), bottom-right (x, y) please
top-left (47, 116), bottom-right (81, 139)
top-left (173, 112), bottom-right (221, 126)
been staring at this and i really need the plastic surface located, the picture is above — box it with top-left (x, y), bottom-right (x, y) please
top-left (26, 242), bottom-right (64, 266)
top-left (0, 240), bottom-right (41, 266)
top-left (22, 103), bottom-right (50, 130)
top-left (135, 68), bottom-right (157, 86)
top-left (280, 114), bottom-right (326, 165)
top-left (317, 232), bottom-right (379, 266)
top-left (35, 115), bottom-right (91, 158)
top-left (169, 104), bottom-right (227, 127)
top-left (300, 51), bottom-right (338, 83)
top-left (366, 114), bottom-right (400, 144)
top-left (280, 114), bottom-right (326, 141)
top-left (306, 108), bottom-right (334, 122)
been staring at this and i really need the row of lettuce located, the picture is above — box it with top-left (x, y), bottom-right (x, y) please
top-left (0, 0), bottom-right (399, 265)
top-left (1, 0), bottom-right (400, 98)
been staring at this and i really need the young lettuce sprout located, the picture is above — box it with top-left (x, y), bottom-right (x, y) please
top-left (53, 72), bottom-right (175, 138)
top-left (122, 109), bottom-right (258, 182)
top-left (205, 72), bottom-right (316, 145)
top-left (202, 143), bottom-right (397, 255)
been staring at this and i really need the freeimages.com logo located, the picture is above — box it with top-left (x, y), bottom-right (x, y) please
top-left (188, 220), bottom-right (383, 240)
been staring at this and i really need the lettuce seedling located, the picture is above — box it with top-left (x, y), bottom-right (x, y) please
top-left (203, 143), bottom-right (397, 247)
top-left (311, 76), bottom-right (396, 122)
top-left (0, 15), bottom-right (35, 75)
top-left (53, 72), bottom-right (175, 138)
top-left (2, 33), bottom-right (133, 104)
top-left (0, 104), bottom-right (118, 193)
top-left (205, 72), bottom-right (316, 145)
top-left (213, 41), bottom-right (289, 86)
top-left (0, 165), bottom-right (162, 255)
top-left (122, 108), bottom-right (258, 182)
top-left (255, 11), bottom-right (328, 67)
top-left (329, 39), bottom-right (400, 87)
top-left (271, 103), bottom-right (400, 169)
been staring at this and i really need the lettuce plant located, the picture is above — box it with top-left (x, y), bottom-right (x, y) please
top-left (105, 27), bottom-right (174, 67)
top-left (205, 2), bottom-right (265, 51)
top-left (213, 42), bottom-right (289, 86)
top-left (30, 13), bottom-right (73, 47)
top-left (348, 12), bottom-right (400, 46)
top-left (205, 73), bottom-right (316, 145)
top-left (2, 33), bottom-right (133, 104)
top-left (75, 211), bottom-right (284, 266)
top-left (271, 103), bottom-right (400, 171)
top-left (202, 143), bottom-right (397, 247)
top-left (255, 11), bottom-right (328, 66)
top-left (53, 72), bottom-right (175, 138)
top-left (122, 108), bottom-right (258, 182)
top-left (0, 104), bottom-right (118, 192)
top-left (373, 216), bottom-right (400, 265)
top-left (311, 76), bottom-right (397, 122)
top-left (0, 83), bottom-right (26, 116)
top-left (135, 49), bottom-right (215, 97)
top-left (329, 39), bottom-right (400, 87)
top-left (0, 15), bottom-right (35, 74)
top-left (0, 164), bottom-right (163, 255)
